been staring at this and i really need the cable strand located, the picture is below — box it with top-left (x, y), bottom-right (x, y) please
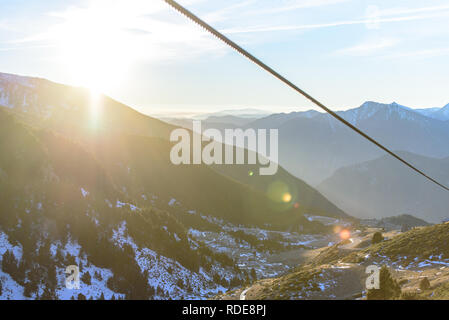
top-left (163, 0), bottom-right (449, 193)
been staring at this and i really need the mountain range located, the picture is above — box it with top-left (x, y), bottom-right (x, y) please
top-left (319, 152), bottom-right (449, 222)
top-left (248, 101), bottom-right (449, 185)
top-left (164, 100), bottom-right (449, 222)
top-left (416, 104), bottom-right (449, 121)
top-left (218, 222), bottom-right (449, 300)
top-left (0, 71), bottom-right (348, 299)
top-left (1, 70), bottom-right (448, 300)
top-left (0, 72), bottom-right (346, 227)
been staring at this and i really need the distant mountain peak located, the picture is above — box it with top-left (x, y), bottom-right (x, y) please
top-left (192, 108), bottom-right (272, 120)
top-left (360, 101), bottom-right (406, 109)
top-left (339, 101), bottom-right (413, 125)
top-left (0, 71), bottom-right (37, 89)
top-left (360, 100), bottom-right (382, 107)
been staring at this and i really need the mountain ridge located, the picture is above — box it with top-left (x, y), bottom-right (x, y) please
top-left (318, 151), bottom-right (449, 222)
top-left (0, 71), bottom-right (347, 228)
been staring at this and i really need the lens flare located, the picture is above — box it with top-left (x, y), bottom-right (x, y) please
top-left (88, 90), bottom-right (103, 129)
top-left (340, 229), bottom-right (351, 240)
top-left (282, 193), bottom-right (292, 203)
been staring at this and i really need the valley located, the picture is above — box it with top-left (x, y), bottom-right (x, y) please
top-left (218, 221), bottom-right (449, 300)
top-left (0, 71), bottom-right (448, 301)
top-left (166, 101), bottom-right (449, 223)
top-left (0, 72), bottom-right (351, 300)
top-left (1, 0), bottom-right (448, 304)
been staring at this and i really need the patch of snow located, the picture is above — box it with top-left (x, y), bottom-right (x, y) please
top-left (63, 238), bottom-right (81, 259)
top-left (0, 271), bottom-right (25, 300)
top-left (80, 188), bottom-right (89, 198)
top-left (56, 262), bottom-right (123, 300)
top-left (112, 222), bottom-right (236, 299)
top-left (0, 230), bottom-right (23, 261)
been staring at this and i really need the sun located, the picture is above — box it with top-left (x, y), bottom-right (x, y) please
top-left (53, 1), bottom-right (163, 93)
top-left (55, 6), bottom-right (128, 93)
top-left (48, 0), bottom-right (211, 93)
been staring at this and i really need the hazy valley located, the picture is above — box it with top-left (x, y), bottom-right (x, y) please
top-left (1, 71), bottom-right (449, 301)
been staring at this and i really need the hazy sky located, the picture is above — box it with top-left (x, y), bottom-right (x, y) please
top-left (1, 0), bottom-right (448, 115)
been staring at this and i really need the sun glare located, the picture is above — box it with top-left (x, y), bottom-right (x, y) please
top-left (56, 7), bottom-right (129, 92)
top-left (53, 1), bottom-right (164, 93)
top-left (340, 229), bottom-right (351, 240)
top-left (88, 89), bottom-right (103, 129)
top-left (282, 193), bottom-right (292, 203)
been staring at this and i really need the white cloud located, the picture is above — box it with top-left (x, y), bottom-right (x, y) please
top-left (10, 0), bottom-right (226, 62)
top-left (222, 7), bottom-right (449, 34)
top-left (3, 0), bottom-right (230, 92)
top-left (0, 19), bottom-right (16, 32)
top-left (380, 47), bottom-right (449, 60)
top-left (378, 4), bottom-right (449, 17)
top-left (335, 38), bottom-right (399, 56)
top-left (253, 0), bottom-right (351, 14)
top-left (203, 0), bottom-right (256, 23)
top-left (0, 44), bottom-right (56, 52)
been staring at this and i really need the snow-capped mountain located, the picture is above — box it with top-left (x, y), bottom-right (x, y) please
top-left (0, 72), bottom-right (47, 115)
top-left (242, 100), bottom-right (449, 221)
top-left (165, 100), bottom-right (449, 192)
top-left (0, 71), bottom-right (349, 300)
top-left (337, 101), bottom-right (426, 125)
top-left (0, 72), bottom-right (175, 139)
top-left (243, 101), bottom-right (449, 187)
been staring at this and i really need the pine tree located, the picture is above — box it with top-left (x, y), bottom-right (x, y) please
top-left (47, 265), bottom-right (57, 291)
top-left (372, 232), bottom-right (384, 245)
top-left (16, 260), bottom-right (28, 285)
top-left (81, 271), bottom-right (92, 286)
top-left (23, 282), bottom-right (35, 298)
top-left (40, 287), bottom-right (55, 300)
top-left (77, 293), bottom-right (86, 300)
top-left (419, 277), bottom-right (431, 290)
top-left (367, 265), bottom-right (401, 300)
top-left (55, 248), bottom-right (64, 265)
top-left (94, 271), bottom-right (102, 281)
top-left (2, 250), bottom-right (18, 276)
top-left (250, 268), bottom-right (257, 280)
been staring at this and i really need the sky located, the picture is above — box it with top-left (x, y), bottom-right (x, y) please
top-left (0, 0), bottom-right (448, 116)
